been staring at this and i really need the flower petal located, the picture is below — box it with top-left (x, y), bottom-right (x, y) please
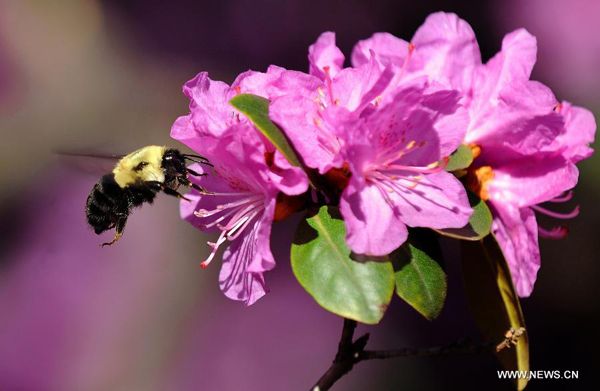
top-left (466, 80), bottom-right (561, 148)
top-left (308, 32), bottom-right (345, 79)
top-left (331, 61), bottom-right (392, 112)
top-left (219, 201), bottom-right (276, 306)
top-left (351, 32), bottom-right (409, 68)
top-left (488, 156), bottom-right (579, 208)
top-left (219, 231), bottom-right (268, 306)
top-left (555, 101), bottom-right (596, 163)
top-left (233, 65), bottom-right (322, 99)
top-left (270, 94), bottom-right (341, 173)
top-left (183, 72), bottom-right (235, 137)
top-left (267, 152), bottom-right (309, 195)
top-left (340, 177), bottom-right (408, 256)
top-left (340, 87), bottom-right (466, 169)
top-left (393, 171), bottom-right (472, 229)
top-left (490, 204), bottom-right (540, 297)
top-left (476, 29), bottom-right (537, 105)
top-left (180, 164), bottom-right (248, 232)
top-left (421, 90), bottom-right (469, 157)
top-left (410, 12), bottom-right (481, 91)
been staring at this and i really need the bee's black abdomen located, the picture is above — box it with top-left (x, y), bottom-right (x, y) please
top-left (86, 174), bottom-right (128, 235)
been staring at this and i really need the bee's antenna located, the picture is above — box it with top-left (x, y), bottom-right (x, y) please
top-left (183, 155), bottom-right (213, 166)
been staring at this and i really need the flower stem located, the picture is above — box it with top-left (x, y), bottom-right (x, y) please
top-left (311, 318), bottom-right (523, 391)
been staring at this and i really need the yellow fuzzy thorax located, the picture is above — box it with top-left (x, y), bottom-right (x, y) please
top-left (113, 145), bottom-right (166, 188)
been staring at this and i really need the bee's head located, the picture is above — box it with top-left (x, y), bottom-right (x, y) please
top-left (162, 148), bottom-right (187, 176)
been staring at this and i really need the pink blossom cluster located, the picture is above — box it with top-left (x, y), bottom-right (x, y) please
top-left (171, 12), bottom-right (595, 305)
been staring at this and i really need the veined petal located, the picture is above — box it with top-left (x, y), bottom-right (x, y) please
top-left (487, 156), bottom-right (579, 208)
top-left (351, 32), bottom-right (409, 68)
top-left (477, 29), bottom-right (537, 105)
top-left (331, 61), bottom-right (392, 112)
top-left (219, 200), bottom-right (275, 306)
top-left (555, 101), bottom-right (596, 163)
top-left (410, 12), bottom-right (481, 91)
top-left (393, 171), bottom-right (472, 229)
top-left (219, 222), bottom-right (268, 306)
top-left (233, 66), bottom-right (322, 99)
top-left (422, 90), bottom-right (469, 157)
top-left (308, 32), bottom-right (345, 79)
top-left (490, 204), bottom-right (540, 297)
top-left (268, 152), bottom-right (309, 195)
top-left (340, 178), bottom-right (408, 256)
top-left (246, 198), bottom-right (276, 273)
top-left (183, 72), bottom-right (235, 137)
top-left (171, 114), bottom-right (199, 151)
top-left (467, 80), bottom-right (561, 147)
top-left (270, 94), bottom-right (341, 173)
top-left (180, 163), bottom-right (256, 232)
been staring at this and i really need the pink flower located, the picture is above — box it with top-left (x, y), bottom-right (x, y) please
top-left (460, 23), bottom-right (595, 297)
top-left (270, 32), bottom-right (397, 174)
top-left (171, 73), bottom-right (308, 305)
top-left (356, 12), bottom-right (596, 295)
top-left (336, 87), bottom-right (472, 256)
top-left (270, 32), bottom-right (472, 256)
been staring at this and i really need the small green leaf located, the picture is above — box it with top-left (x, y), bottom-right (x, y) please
top-left (291, 206), bottom-right (395, 324)
top-left (393, 239), bottom-right (447, 320)
top-left (229, 93), bottom-right (301, 167)
top-left (461, 236), bottom-right (529, 391)
top-left (445, 144), bottom-right (473, 172)
top-left (435, 192), bottom-right (492, 241)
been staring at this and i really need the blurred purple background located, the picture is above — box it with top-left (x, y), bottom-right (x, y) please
top-left (0, 1), bottom-right (598, 390)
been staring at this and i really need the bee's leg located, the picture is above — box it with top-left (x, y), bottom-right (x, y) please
top-left (101, 215), bottom-right (127, 247)
top-left (101, 232), bottom-right (122, 247)
top-left (161, 186), bottom-right (192, 202)
top-left (178, 176), bottom-right (212, 195)
top-left (186, 168), bottom-right (206, 177)
top-left (145, 180), bottom-right (189, 201)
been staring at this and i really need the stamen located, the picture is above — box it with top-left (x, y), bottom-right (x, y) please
top-left (553, 103), bottom-right (563, 113)
top-left (194, 189), bottom-right (264, 269)
top-left (397, 42), bottom-right (415, 78)
top-left (201, 191), bottom-right (255, 197)
top-left (532, 204), bottom-right (580, 220)
top-left (539, 225), bottom-right (569, 240)
top-left (227, 212), bottom-right (259, 240)
top-left (201, 207), bottom-right (240, 228)
top-left (549, 191), bottom-right (574, 203)
top-left (201, 231), bottom-right (227, 268)
top-left (383, 161), bottom-right (444, 174)
top-left (467, 166), bottom-right (494, 201)
top-left (378, 139), bottom-right (419, 166)
top-left (469, 143), bottom-right (481, 160)
top-left (322, 66), bottom-right (335, 105)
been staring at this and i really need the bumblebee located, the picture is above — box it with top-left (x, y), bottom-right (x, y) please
top-left (85, 146), bottom-right (209, 246)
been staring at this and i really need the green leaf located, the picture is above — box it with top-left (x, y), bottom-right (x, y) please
top-left (435, 192), bottom-right (492, 241)
top-left (445, 144), bottom-right (473, 172)
top-left (229, 93), bottom-right (301, 167)
top-left (461, 236), bottom-right (529, 391)
top-left (393, 238), bottom-right (447, 320)
top-left (291, 206), bottom-right (395, 324)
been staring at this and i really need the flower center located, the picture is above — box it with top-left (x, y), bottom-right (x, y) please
top-left (466, 165), bottom-right (494, 201)
top-left (194, 192), bottom-right (264, 268)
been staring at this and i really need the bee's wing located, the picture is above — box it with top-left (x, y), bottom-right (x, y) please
top-left (55, 150), bottom-right (124, 176)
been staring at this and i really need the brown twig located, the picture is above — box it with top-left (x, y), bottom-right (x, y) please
top-left (311, 318), bottom-right (524, 391)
